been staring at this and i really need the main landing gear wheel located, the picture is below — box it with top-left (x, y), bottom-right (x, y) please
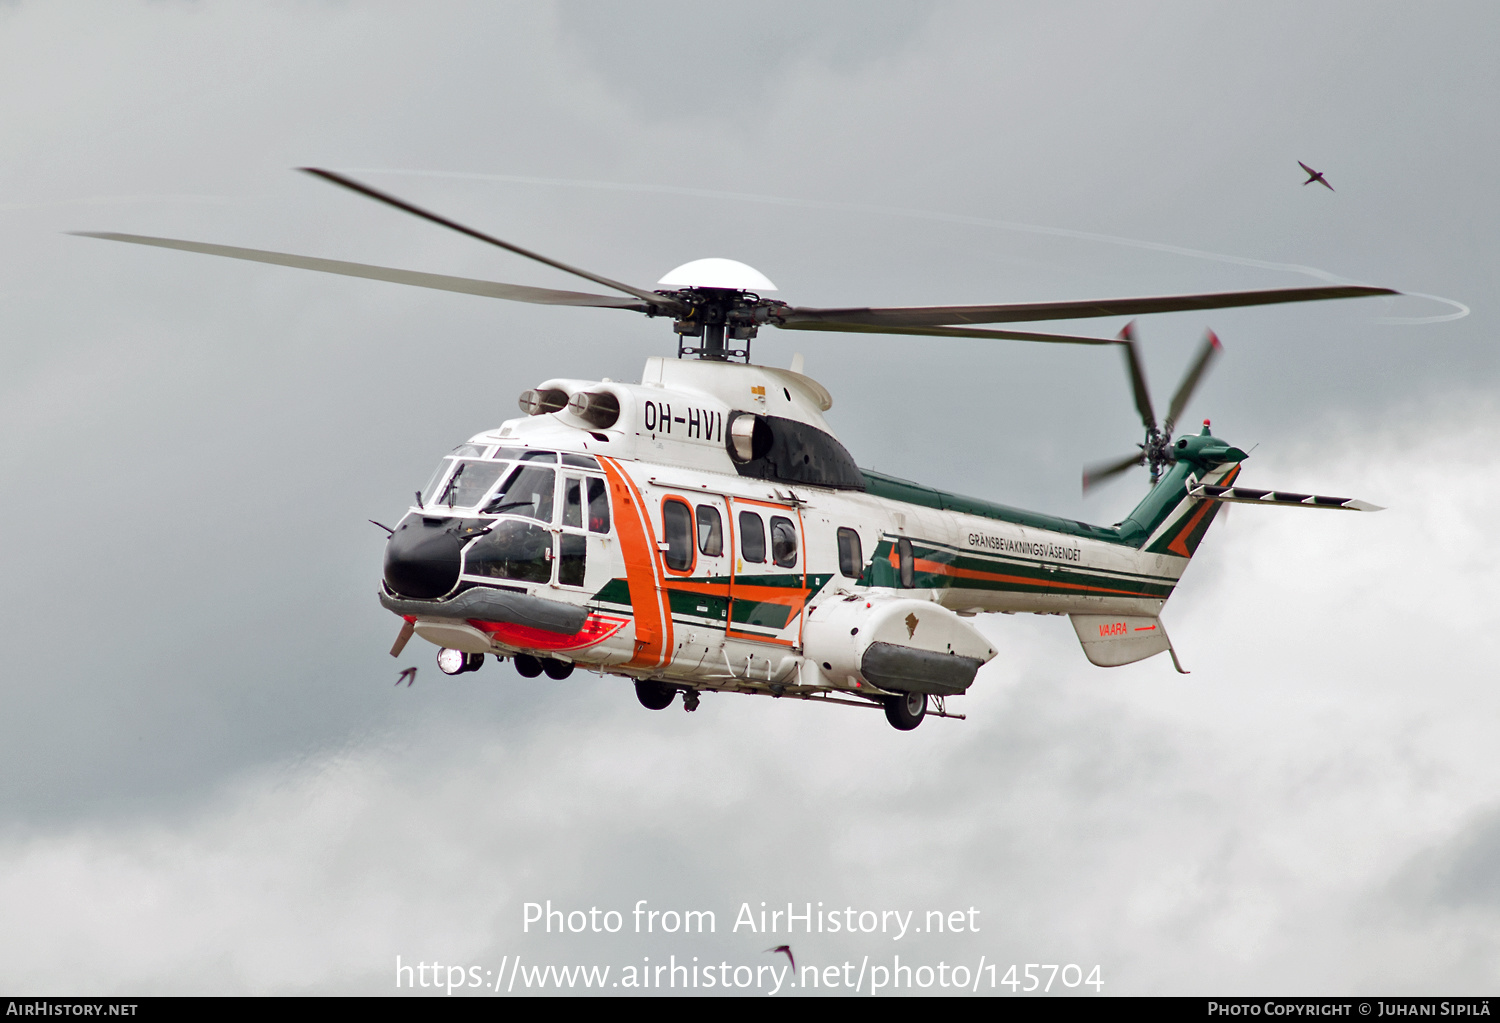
top-left (542, 658), bottom-right (574, 680)
top-left (883, 692), bottom-right (927, 731)
top-left (635, 679), bottom-right (676, 711)
top-left (514, 654), bottom-right (543, 678)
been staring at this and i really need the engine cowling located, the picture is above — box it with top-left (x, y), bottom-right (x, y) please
top-left (802, 597), bottom-right (996, 695)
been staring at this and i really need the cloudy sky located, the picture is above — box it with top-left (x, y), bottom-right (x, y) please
top-left (1, 0), bottom-right (1496, 996)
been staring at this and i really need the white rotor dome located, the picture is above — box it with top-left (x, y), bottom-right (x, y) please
top-left (657, 258), bottom-right (776, 292)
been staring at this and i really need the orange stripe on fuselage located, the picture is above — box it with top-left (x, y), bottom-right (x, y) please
top-left (598, 457), bottom-right (672, 670)
top-left (1167, 464), bottom-right (1240, 558)
top-left (914, 558), bottom-right (1155, 598)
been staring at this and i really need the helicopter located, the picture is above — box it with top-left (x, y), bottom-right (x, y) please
top-left (78, 169), bottom-right (1391, 730)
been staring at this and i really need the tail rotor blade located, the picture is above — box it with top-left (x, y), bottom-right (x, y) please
top-left (1117, 321), bottom-right (1157, 434)
top-left (1164, 330), bottom-right (1223, 436)
top-left (1083, 450), bottom-right (1146, 493)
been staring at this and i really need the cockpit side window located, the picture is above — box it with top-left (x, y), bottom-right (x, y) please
top-left (562, 478), bottom-right (583, 529)
top-left (421, 460), bottom-right (455, 507)
top-left (483, 466), bottom-right (555, 522)
top-left (587, 478), bottom-right (611, 533)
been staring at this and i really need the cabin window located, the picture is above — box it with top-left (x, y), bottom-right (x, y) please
top-left (483, 466), bottom-right (555, 522)
top-left (662, 499), bottom-right (695, 572)
top-left (696, 505), bottom-right (723, 556)
top-left (770, 516), bottom-right (798, 569)
top-left (519, 450), bottom-right (557, 462)
top-left (739, 511), bottom-right (765, 564)
top-left (897, 537), bottom-right (914, 588)
top-left (561, 453), bottom-right (600, 469)
top-left (587, 478), bottom-right (611, 533)
top-left (837, 528), bottom-right (863, 578)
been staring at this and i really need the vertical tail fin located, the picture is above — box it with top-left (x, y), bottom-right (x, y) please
top-left (1115, 426), bottom-right (1247, 557)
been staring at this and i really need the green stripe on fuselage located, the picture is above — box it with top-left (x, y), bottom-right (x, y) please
top-left (866, 537), bottom-right (1176, 599)
top-left (666, 588), bottom-right (730, 621)
top-left (592, 577), bottom-right (632, 607)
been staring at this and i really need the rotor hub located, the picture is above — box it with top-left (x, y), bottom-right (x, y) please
top-left (661, 287), bottom-right (790, 361)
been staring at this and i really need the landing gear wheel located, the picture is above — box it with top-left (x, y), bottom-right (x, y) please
top-left (514, 654), bottom-right (543, 678)
top-left (542, 658), bottom-right (574, 680)
top-left (463, 652), bottom-right (485, 673)
top-left (635, 679), bottom-right (676, 711)
top-left (883, 691), bottom-right (927, 731)
top-left (682, 689), bottom-right (700, 713)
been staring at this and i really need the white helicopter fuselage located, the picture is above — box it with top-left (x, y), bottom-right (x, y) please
top-left (381, 357), bottom-right (1239, 713)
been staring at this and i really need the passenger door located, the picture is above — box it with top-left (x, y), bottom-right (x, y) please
top-left (727, 499), bottom-right (807, 648)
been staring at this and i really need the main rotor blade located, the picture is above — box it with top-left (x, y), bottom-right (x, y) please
top-left (72, 232), bottom-right (651, 310)
top-left (1163, 330), bottom-right (1223, 436)
top-left (299, 168), bottom-right (683, 313)
top-left (1118, 321), bottom-right (1157, 434)
top-left (774, 319), bottom-right (1122, 345)
top-left (779, 285), bottom-right (1397, 329)
top-left (1082, 451), bottom-right (1145, 493)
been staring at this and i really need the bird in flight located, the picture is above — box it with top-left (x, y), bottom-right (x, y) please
top-left (396, 666), bottom-right (417, 687)
top-left (1298, 161), bottom-right (1334, 191)
top-left (767, 945), bottom-right (796, 970)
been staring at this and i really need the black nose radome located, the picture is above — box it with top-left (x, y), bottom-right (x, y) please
top-left (384, 517), bottom-right (463, 599)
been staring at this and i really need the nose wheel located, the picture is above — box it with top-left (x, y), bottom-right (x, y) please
top-left (883, 692), bottom-right (927, 730)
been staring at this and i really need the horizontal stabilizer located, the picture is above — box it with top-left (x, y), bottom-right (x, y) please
top-left (1070, 614), bottom-right (1186, 672)
top-left (1188, 484), bottom-right (1382, 512)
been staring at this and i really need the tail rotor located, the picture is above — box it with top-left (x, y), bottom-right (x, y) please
top-left (1083, 322), bottom-right (1223, 492)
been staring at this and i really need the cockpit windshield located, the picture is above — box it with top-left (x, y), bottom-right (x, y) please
top-left (416, 447), bottom-right (594, 519)
top-left (483, 465), bottom-right (554, 521)
top-left (434, 460), bottom-right (508, 510)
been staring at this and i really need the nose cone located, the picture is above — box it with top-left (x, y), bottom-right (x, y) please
top-left (384, 518), bottom-right (462, 599)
